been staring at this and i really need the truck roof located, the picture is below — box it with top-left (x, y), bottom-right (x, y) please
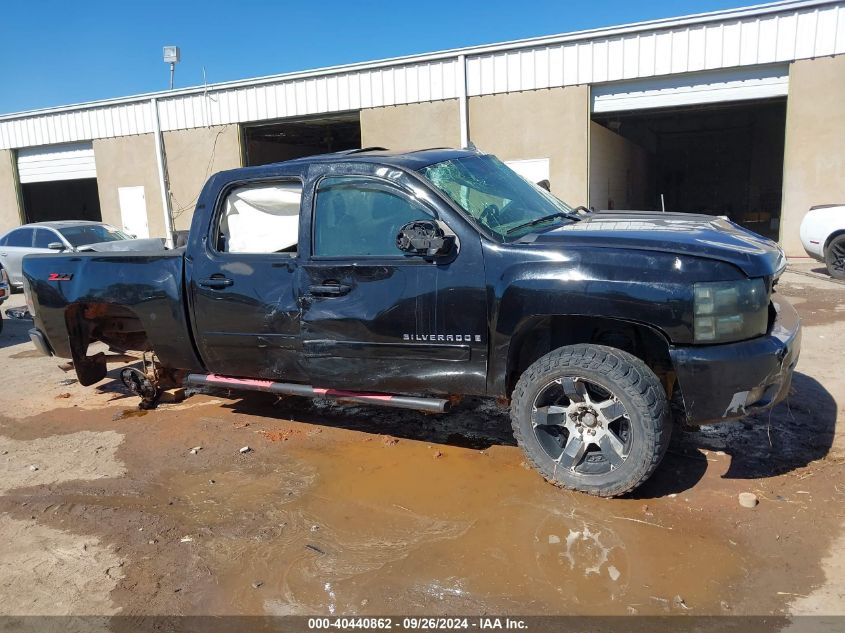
top-left (262, 147), bottom-right (475, 172)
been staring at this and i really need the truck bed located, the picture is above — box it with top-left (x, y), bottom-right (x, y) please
top-left (22, 249), bottom-right (202, 373)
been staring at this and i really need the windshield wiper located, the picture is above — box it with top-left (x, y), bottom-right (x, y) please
top-left (506, 212), bottom-right (580, 235)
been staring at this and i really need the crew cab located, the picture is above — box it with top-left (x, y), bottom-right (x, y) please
top-left (21, 148), bottom-right (800, 497)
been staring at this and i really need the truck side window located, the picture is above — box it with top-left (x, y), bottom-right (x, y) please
top-left (217, 182), bottom-right (302, 254)
top-left (313, 177), bottom-right (432, 257)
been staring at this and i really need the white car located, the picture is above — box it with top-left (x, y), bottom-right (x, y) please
top-left (799, 204), bottom-right (845, 280)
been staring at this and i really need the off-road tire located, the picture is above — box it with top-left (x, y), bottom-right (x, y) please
top-left (825, 234), bottom-right (845, 280)
top-left (510, 344), bottom-right (671, 497)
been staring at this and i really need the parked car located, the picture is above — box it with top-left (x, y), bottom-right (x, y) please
top-left (0, 263), bottom-right (8, 333)
top-left (799, 204), bottom-right (845, 279)
top-left (0, 221), bottom-right (165, 287)
top-left (21, 148), bottom-right (800, 497)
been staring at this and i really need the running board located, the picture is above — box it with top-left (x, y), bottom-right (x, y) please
top-left (184, 373), bottom-right (451, 413)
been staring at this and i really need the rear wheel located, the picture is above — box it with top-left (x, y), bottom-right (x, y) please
top-left (510, 344), bottom-right (670, 497)
top-left (825, 235), bottom-right (845, 280)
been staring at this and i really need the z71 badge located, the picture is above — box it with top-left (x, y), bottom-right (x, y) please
top-left (48, 273), bottom-right (74, 281)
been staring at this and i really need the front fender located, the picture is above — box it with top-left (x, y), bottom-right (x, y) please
top-left (483, 244), bottom-right (742, 396)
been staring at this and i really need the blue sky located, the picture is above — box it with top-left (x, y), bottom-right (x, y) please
top-left (1, 0), bottom-right (757, 114)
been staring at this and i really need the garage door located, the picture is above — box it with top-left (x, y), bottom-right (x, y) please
top-left (17, 141), bottom-right (97, 184)
top-left (591, 65), bottom-right (789, 114)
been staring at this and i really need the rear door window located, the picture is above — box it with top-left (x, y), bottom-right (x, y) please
top-left (5, 228), bottom-right (33, 247)
top-left (217, 181), bottom-right (302, 254)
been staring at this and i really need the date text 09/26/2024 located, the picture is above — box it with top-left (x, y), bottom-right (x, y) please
top-left (308, 617), bottom-right (527, 630)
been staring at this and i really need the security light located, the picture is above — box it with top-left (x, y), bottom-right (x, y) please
top-left (163, 46), bottom-right (180, 64)
top-left (163, 46), bottom-right (181, 90)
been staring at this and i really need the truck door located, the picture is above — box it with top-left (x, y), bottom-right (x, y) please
top-left (300, 165), bottom-right (488, 396)
top-left (188, 177), bottom-right (307, 381)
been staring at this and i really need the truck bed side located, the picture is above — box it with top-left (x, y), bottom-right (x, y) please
top-left (23, 249), bottom-right (203, 380)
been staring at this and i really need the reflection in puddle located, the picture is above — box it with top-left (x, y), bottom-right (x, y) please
top-left (174, 437), bottom-right (743, 616)
top-left (535, 509), bottom-right (629, 602)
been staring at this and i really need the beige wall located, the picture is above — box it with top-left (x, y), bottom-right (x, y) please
top-left (469, 87), bottom-right (590, 207)
top-left (95, 125), bottom-right (241, 237)
top-left (589, 122), bottom-right (653, 210)
top-left (0, 150), bottom-right (22, 234)
top-left (163, 125), bottom-right (242, 231)
top-left (94, 134), bottom-right (165, 238)
top-left (781, 55), bottom-right (845, 256)
top-left (361, 100), bottom-right (461, 150)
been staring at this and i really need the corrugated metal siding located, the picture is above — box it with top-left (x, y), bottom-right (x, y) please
top-left (154, 59), bottom-right (460, 131)
top-left (1, 1), bottom-right (843, 150)
top-left (465, 3), bottom-right (845, 95)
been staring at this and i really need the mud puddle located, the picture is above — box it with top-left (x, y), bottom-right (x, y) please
top-left (0, 390), bottom-right (842, 617)
top-left (194, 439), bottom-right (740, 616)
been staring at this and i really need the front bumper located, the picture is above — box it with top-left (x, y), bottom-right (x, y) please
top-left (669, 296), bottom-right (801, 425)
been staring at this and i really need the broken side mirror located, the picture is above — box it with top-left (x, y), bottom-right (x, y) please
top-left (396, 220), bottom-right (455, 258)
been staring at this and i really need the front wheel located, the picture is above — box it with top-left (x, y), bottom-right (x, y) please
top-left (510, 344), bottom-right (670, 497)
top-left (825, 235), bottom-right (845, 280)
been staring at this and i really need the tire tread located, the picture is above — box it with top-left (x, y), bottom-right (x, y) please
top-left (510, 344), bottom-right (670, 497)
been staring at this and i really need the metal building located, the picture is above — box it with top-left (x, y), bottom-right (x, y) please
top-left (0, 0), bottom-right (843, 255)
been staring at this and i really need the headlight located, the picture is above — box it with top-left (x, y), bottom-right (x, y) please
top-left (693, 278), bottom-right (768, 343)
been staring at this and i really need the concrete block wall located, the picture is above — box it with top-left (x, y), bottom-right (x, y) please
top-left (163, 125), bottom-right (242, 232)
top-left (94, 134), bottom-right (164, 238)
top-left (781, 55), bottom-right (845, 257)
top-left (0, 150), bottom-right (22, 234)
top-left (468, 87), bottom-right (590, 208)
top-left (360, 100), bottom-right (461, 150)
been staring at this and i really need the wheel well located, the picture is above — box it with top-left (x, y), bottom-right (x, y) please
top-left (506, 315), bottom-right (674, 397)
top-left (825, 230), bottom-right (845, 252)
top-left (65, 302), bottom-right (151, 355)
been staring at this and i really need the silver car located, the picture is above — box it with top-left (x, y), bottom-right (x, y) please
top-left (0, 263), bottom-right (9, 332)
top-left (0, 221), bottom-right (165, 287)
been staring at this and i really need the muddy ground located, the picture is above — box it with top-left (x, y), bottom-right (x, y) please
top-left (0, 266), bottom-right (843, 619)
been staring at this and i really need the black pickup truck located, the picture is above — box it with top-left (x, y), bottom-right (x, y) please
top-left (21, 148), bottom-right (800, 496)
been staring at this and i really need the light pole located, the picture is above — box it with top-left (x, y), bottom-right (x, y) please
top-left (163, 46), bottom-right (180, 90)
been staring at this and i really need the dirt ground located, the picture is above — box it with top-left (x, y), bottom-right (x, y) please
top-left (0, 265), bottom-right (843, 619)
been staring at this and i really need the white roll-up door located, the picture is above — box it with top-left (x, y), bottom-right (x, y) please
top-left (591, 65), bottom-right (789, 114)
top-left (17, 141), bottom-right (97, 184)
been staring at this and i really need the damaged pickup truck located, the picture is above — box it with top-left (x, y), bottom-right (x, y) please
top-left (21, 148), bottom-right (800, 496)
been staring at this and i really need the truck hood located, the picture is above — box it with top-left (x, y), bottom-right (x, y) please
top-left (523, 211), bottom-right (785, 278)
top-left (76, 238), bottom-right (167, 252)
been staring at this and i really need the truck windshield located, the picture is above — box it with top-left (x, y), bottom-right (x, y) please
top-left (419, 154), bottom-right (576, 240)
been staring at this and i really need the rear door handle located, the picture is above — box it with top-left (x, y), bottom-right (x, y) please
top-left (309, 283), bottom-right (351, 297)
top-left (198, 277), bottom-right (233, 289)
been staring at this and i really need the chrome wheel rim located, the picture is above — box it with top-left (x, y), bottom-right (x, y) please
top-left (531, 376), bottom-right (632, 476)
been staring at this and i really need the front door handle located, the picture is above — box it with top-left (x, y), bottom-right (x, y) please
top-left (198, 276), bottom-right (233, 289)
top-left (309, 283), bottom-right (351, 297)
